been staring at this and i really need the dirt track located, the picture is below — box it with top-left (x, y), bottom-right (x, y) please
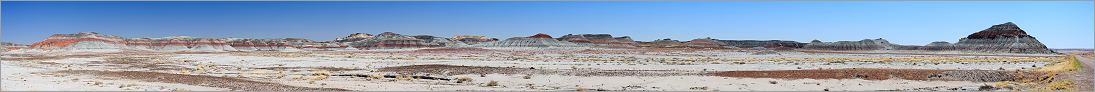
top-left (1072, 57), bottom-right (1095, 91)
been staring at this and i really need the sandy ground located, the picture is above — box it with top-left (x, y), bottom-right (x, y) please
top-left (0, 49), bottom-right (1075, 91)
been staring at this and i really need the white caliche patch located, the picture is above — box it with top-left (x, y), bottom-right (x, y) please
top-left (0, 62), bottom-right (227, 91)
top-left (449, 74), bottom-right (987, 91)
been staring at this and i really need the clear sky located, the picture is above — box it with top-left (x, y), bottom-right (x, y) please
top-left (3, 1), bottom-right (1092, 48)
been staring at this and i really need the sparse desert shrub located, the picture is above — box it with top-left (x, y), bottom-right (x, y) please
top-left (309, 70), bottom-right (330, 80)
top-left (396, 75), bottom-right (413, 81)
top-left (367, 74), bottom-right (384, 79)
top-left (527, 83), bottom-right (536, 89)
top-left (275, 71), bottom-right (287, 79)
top-left (689, 86), bottom-right (709, 90)
top-left (178, 69), bottom-right (191, 74)
top-left (456, 77), bottom-right (473, 83)
top-left (575, 85), bottom-right (586, 91)
top-left (522, 74), bottom-right (532, 79)
top-left (486, 80), bottom-right (499, 87)
top-left (193, 63), bottom-right (217, 74)
top-left (89, 81), bottom-right (103, 86)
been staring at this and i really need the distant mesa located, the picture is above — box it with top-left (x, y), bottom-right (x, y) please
top-left (412, 35), bottom-right (465, 47)
top-left (804, 38), bottom-right (896, 50)
top-left (557, 34), bottom-right (638, 48)
top-left (964, 22), bottom-right (1031, 39)
top-left (2, 42), bottom-right (29, 52)
top-left (25, 32), bottom-right (355, 52)
top-left (638, 38), bottom-right (686, 48)
top-left (638, 38), bottom-right (806, 49)
top-left (227, 38), bottom-right (350, 51)
top-left (684, 38), bottom-right (725, 48)
top-left (954, 22), bottom-right (1053, 53)
top-left (340, 32), bottom-right (464, 49)
top-left (718, 40), bottom-right (806, 49)
top-left (801, 22), bottom-right (1054, 54)
top-left (473, 33), bottom-right (584, 47)
top-left (16, 22), bottom-right (1057, 54)
top-left (127, 36), bottom-right (238, 52)
top-left (914, 41), bottom-right (957, 51)
top-left (334, 33), bottom-right (374, 42)
top-left (452, 35), bottom-right (497, 45)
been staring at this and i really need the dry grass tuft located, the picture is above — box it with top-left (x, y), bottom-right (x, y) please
top-left (1037, 56), bottom-right (1083, 72)
top-left (994, 55), bottom-right (1083, 91)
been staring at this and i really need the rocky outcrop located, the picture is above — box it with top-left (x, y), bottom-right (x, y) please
top-left (638, 38), bottom-right (686, 48)
top-left (227, 38), bottom-right (352, 51)
top-left (474, 33), bottom-right (584, 47)
top-left (557, 34), bottom-right (637, 48)
top-left (125, 36), bottom-right (237, 52)
top-left (953, 22), bottom-right (1053, 54)
top-left (341, 32), bottom-right (458, 49)
top-left (914, 41), bottom-right (957, 51)
top-left (452, 35), bottom-right (497, 45)
top-left (296, 42), bottom-right (354, 51)
top-left (684, 38), bottom-right (725, 48)
top-left (334, 33), bottom-right (373, 42)
top-left (226, 38), bottom-right (299, 51)
top-left (412, 35), bottom-right (466, 47)
top-left (527, 33), bottom-right (553, 39)
top-left (281, 38), bottom-right (355, 51)
top-left (804, 38), bottom-right (897, 50)
top-left (3, 42), bottom-right (29, 51)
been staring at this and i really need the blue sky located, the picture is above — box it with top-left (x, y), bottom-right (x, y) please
top-left (3, 1), bottom-right (1092, 48)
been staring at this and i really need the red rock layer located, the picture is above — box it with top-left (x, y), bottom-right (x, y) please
top-left (124, 38), bottom-right (229, 46)
top-left (528, 33), bottom-right (553, 39)
top-left (964, 22), bottom-right (1031, 39)
top-left (30, 38), bottom-right (122, 49)
top-left (30, 32), bottom-right (125, 49)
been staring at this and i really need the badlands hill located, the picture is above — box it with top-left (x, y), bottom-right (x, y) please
top-left (13, 22), bottom-right (1058, 54)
